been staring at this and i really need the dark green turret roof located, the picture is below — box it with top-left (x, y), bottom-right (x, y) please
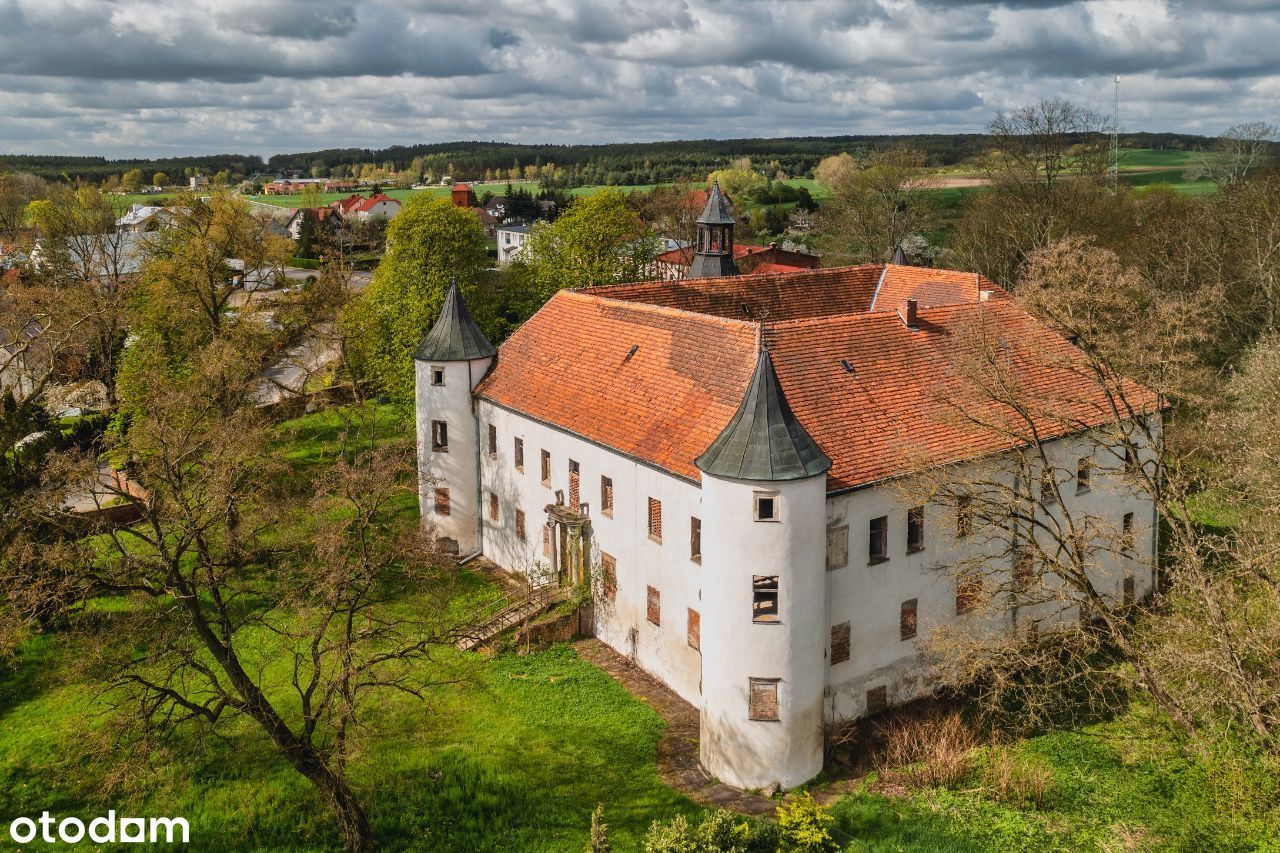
top-left (697, 180), bottom-right (736, 226)
top-left (695, 341), bottom-right (831, 482)
top-left (414, 279), bottom-right (496, 362)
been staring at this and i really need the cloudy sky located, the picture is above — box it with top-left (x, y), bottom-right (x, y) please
top-left (0, 0), bottom-right (1275, 158)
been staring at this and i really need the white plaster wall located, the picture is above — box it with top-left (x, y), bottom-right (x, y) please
top-left (476, 400), bottom-right (706, 705)
top-left (699, 472), bottom-right (828, 791)
top-left (415, 357), bottom-right (492, 555)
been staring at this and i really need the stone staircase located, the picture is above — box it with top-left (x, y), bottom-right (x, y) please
top-left (455, 582), bottom-right (563, 651)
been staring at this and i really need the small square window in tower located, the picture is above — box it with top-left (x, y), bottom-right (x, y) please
top-left (600, 475), bottom-right (613, 516)
top-left (514, 437), bottom-right (524, 471)
top-left (830, 621), bottom-right (851, 665)
top-left (690, 517), bottom-right (702, 562)
top-left (754, 492), bottom-right (779, 522)
top-left (900, 598), bottom-right (918, 640)
top-left (646, 585), bottom-right (660, 625)
top-left (687, 608), bottom-right (700, 650)
top-left (647, 498), bottom-right (662, 541)
top-left (487, 424), bottom-right (497, 458)
top-left (430, 420), bottom-right (448, 452)
top-left (868, 515), bottom-right (888, 563)
top-left (540, 449), bottom-right (551, 485)
top-left (430, 366), bottom-right (445, 386)
top-left (601, 553), bottom-right (616, 602)
top-left (515, 509), bottom-right (526, 541)
top-left (1076, 457), bottom-right (1092, 494)
top-left (907, 506), bottom-right (925, 553)
top-left (568, 460), bottom-right (580, 509)
top-left (752, 576), bottom-right (779, 623)
top-left (433, 488), bottom-right (451, 516)
top-left (748, 678), bottom-right (780, 722)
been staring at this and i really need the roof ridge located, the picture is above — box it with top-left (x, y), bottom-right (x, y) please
top-left (570, 289), bottom-right (760, 333)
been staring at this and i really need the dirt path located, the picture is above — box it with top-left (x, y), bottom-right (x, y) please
top-left (572, 638), bottom-right (780, 816)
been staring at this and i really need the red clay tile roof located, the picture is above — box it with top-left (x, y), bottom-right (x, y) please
top-left (749, 262), bottom-right (810, 275)
top-left (872, 264), bottom-right (1006, 312)
top-left (475, 264), bottom-right (1157, 491)
top-left (657, 243), bottom-right (767, 268)
top-left (352, 193), bottom-right (400, 213)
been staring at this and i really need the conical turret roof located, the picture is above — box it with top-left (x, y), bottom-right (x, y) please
top-left (890, 244), bottom-right (908, 265)
top-left (697, 180), bottom-right (736, 226)
top-left (695, 339), bottom-right (831, 481)
top-left (414, 278), bottom-right (496, 361)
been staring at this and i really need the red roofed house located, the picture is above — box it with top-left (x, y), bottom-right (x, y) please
top-left (345, 193), bottom-right (401, 223)
top-left (411, 201), bottom-right (1159, 791)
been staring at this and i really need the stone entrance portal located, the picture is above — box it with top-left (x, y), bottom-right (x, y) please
top-left (545, 502), bottom-right (591, 587)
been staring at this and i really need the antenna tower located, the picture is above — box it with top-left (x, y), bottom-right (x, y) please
top-left (1110, 76), bottom-right (1121, 190)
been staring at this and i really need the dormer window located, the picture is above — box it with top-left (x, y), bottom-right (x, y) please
top-left (754, 492), bottom-right (779, 522)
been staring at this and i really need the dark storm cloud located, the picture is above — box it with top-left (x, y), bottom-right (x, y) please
top-left (0, 0), bottom-right (1276, 156)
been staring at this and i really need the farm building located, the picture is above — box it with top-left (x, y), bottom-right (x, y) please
top-left (411, 187), bottom-right (1159, 791)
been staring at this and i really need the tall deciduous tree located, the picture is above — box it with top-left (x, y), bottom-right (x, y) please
top-left (517, 189), bottom-right (656, 297)
top-left (816, 147), bottom-right (936, 264)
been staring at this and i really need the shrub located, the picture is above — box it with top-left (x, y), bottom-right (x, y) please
top-left (643, 809), bottom-right (778, 853)
top-left (874, 710), bottom-right (977, 789)
top-left (775, 792), bottom-right (838, 852)
top-left (981, 747), bottom-right (1056, 810)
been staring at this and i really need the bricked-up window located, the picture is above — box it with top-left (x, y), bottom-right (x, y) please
top-left (869, 515), bottom-right (888, 563)
top-left (907, 506), bottom-right (925, 552)
top-left (433, 487), bottom-right (451, 516)
top-left (866, 685), bottom-right (888, 715)
top-left (600, 476), bottom-right (613, 516)
top-left (489, 493), bottom-right (499, 522)
top-left (648, 498), bottom-right (662, 541)
top-left (568, 460), bottom-right (580, 509)
top-left (1123, 574), bottom-right (1135, 606)
top-left (827, 525), bottom-right (849, 570)
top-left (601, 553), bottom-right (616, 602)
top-left (754, 492), bottom-right (779, 522)
top-left (646, 585), bottom-right (660, 625)
top-left (430, 420), bottom-right (448, 452)
top-left (1076, 457), bottom-right (1092, 494)
top-left (1122, 511), bottom-right (1135, 550)
top-left (430, 366), bottom-right (445, 386)
top-left (748, 678), bottom-right (780, 721)
top-left (515, 509), bottom-right (526, 541)
top-left (956, 495), bottom-right (973, 538)
top-left (542, 525), bottom-right (551, 557)
top-left (540, 449), bottom-right (551, 485)
top-left (487, 423), bottom-right (497, 458)
top-left (687, 608), bottom-right (700, 650)
top-left (830, 621), bottom-right (851, 665)
top-left (690, 517), bottom-right (702, 562)
top-left (514, 438), bottom-right (524, 471)
top-left (752, 576), bottom-right (780, 622)
top-left (956, 574), bottom-right (981, 614)
top-left (1013, 551), bottom-right (1034, 591)
top-left (899, 598), bottom-right (918, 640)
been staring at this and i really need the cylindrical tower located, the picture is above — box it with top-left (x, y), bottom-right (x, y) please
top-left (695, 341), bottom-right (831, 790)
top-left (413, 280), bottom-right (496, 556)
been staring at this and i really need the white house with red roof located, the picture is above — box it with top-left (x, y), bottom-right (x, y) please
top-left (411, 190), bottom-right (1159, 791)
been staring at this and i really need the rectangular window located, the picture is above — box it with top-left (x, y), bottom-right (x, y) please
top-left (1040, 469), bottom-right (1058, 505)
top-left (430, 420), bottom-right (448, 452)
top-left (433, 487), bottom-right (451, 516)
top-left (514, 437), bottom-right (524, 471)
top-left (827, 525), bottom-right (849, 570)
top-left (1013, 551), bottom-right (1033, 591)
top-left (568, 460), bottom-right (580, 509)
top-left (754, 492), bottom-right (779, 522)
top-left (648, 497), bottom-right (662, 541)
top-left (488, 493), bottom-right (499, 522)
top-left (542, 525), bottom-right (551, 557)
top-left (865, 685), bottom-right (888, 716)
top-left (831, 621), bottom-right (851, 665)
top-left (956, 496), bottom-right (973, 538)
top-left (1122, 511), bottom-right (1135, 550)
top-left (907, 506), bottom-right (925, 553)
top-left (752, 576), bottom-right (780, 623)
top-left (487, 423), bottom-right (497, 458)
top-left (687, 609), bottom-right (700, 650)
top-left (646, 585), bottom-right (660, 625)
top-left (515, 509), bottom-right (526, 541)
top-left (600, 475), bottom-right (613, 516)
top-left (869, 516), bottom-right (888, 563)
top-left (541, 449), bottom-right (551, 485)
top-left (899, 598), bottom-right (918, 640)
top-left (748, 678), bottom-right (780, 721)
top-left (1124, 447), bottom-right (1139, 476)
top-left (1123, 574), bottom-right (1135, 606)
top-left (430, 366), bottom-right (445, 386)
top-left (1076, 457), bottom-right (1092, 494)
top-left (956, 575), bottom-right (981, 614)
top-left (690, 517), bottom-right (702, 562)
top-left (601, 553), bottom-right (616, 602)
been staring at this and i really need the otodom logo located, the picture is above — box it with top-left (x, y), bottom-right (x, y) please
top-left (7, 811), bottom-right (189, 845)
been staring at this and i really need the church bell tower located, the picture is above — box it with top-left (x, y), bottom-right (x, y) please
top-left (689, 180), bottom-right (739, 279)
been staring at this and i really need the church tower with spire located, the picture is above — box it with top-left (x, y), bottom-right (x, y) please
top-left (689, 180), bottom-right (740, 279)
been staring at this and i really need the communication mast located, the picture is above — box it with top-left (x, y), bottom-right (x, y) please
top-left (1110, 76), bottom-right (1121, 190)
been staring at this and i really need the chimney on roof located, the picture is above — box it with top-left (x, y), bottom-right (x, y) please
top-left (905, 298), bottom-right (919, 330)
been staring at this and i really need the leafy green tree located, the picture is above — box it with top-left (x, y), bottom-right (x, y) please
top-left (518, 189), bottom-right (656, 298)
top-left (120, 168), bottom-right (145, 192)
top-left (707, 158), bottom-right (767, 198)
top-left (152, 171), bottom-right (168, 188)
top-left (346, 196), bottom-right (489, 405)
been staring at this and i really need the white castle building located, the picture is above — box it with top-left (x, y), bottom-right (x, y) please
top-left (414, 185), bottom-right (1158, 790)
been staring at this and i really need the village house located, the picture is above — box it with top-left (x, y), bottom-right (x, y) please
top-left (411, 187), bottom-right (1159, 791)
top-left (496, 223), bottom-right (530, 266)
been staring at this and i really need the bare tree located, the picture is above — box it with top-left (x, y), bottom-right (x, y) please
top-left (1187, 122), bottom-right (1278, 187)
top-left (817, 147), bottom-right (937, 264)
top-left (985, 97), bottom-right (1113, 193)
